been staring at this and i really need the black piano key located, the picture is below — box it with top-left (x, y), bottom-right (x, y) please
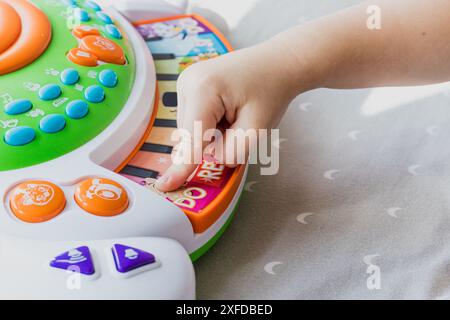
top-left (141, 143), bottom-right (173, 154)
top-left (162, 92), bottom-right (178, 107)
top-left (156, 74), bottom-right (179, 81)
top-left (121, 165), bottom-right (159, 179)
top-left (154, 119), bottom-right (177, 128)
top-left (152, 53), bottom-right (176, 60)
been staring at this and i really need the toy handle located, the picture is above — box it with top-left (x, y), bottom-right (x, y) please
top-left (97, 0), bottom-right (188, 21)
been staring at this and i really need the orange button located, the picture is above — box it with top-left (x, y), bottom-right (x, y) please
top-left (68, 48), bottom-right (98, 67)
top-left (79, 35), bottom-right (126, 65)
top-left (75, 178), bottom-right (129, 217)
top-left (0, 0), bottom-right (52, 75)
top-left (72, 25), bottom-right (100, 39)
top-left (10, 180), bottom-right (66, 223)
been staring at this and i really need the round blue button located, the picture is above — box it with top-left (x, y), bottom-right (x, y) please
top-left (66, 100), bottom-right (89, 119)
top-left (99, 69), bottom-right (118, 88)
top-left (105, 24), bottom-right (122, 39)
top-left (75, 8), bottom-right (90, 22)
top-left (4, 99), bottom-right (32, 115)
top-left (96, 11), bottom-right (112, 24)
top-left (86, 0), bottom-right (101, 11)
top-left (40, 114), bottom-right (66, 134)
top-left (39, 84), bottom-right (62, 101)
top-left (4, 126), bottom-right (36, 146)
top-left (84, 85), bottom-right (105, 103)
top-left (60, 68), bottom-right (80, 85)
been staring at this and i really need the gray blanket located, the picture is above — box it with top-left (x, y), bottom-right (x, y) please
top-left (190, 0), bottom-right (450, 299)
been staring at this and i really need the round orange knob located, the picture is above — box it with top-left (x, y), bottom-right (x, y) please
top-left (0, 2), bottom-right (21, 55)
top-left (75, 178), bottom-right (129, 217)
top-left (0, 0), bottom-right (52, 75)
top-left (10, 180), bottom-right (66, 223)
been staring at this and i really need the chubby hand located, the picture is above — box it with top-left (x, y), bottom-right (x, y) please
top-left (155, 41), bottom-right (299, 192)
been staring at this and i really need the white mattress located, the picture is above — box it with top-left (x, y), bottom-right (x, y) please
top-left (189, 0), bottom-right (450, 300)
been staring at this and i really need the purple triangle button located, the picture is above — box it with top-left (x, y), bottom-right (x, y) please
top-left (112, 244), bottom-right (156, 273)
top-left (50, 246), bottom-right (95, 275)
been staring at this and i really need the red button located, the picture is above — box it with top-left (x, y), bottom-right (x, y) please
top-left (75, 178), bottom-right (129, 217)
top-left (10, 180), bottom-right (66, 223)
top-left (79, 36), bottom-right (126, 65)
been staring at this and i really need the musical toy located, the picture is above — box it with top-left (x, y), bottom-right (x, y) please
top-left (0, 0), bottom-right (247, 299)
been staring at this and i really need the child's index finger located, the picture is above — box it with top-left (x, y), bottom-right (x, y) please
top-left (155, 163), bottom-right (198, 192)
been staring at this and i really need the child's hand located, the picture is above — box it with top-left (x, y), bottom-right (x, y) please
top-left (155, 41), bottom-right (304, 192)
top-left (156, 0), bottom-right (450, 192)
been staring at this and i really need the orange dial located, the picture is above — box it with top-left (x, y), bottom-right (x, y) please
top-left (79, 36), bottom-right (126, 65)
top-left (10, 180), bottom-right (66, 223)
top-left (75, 178), bottom-right (129, 217)
top-left (0, 2), bottom-right (21, 55)
top-left (0, 0), bottom-right (52, 75)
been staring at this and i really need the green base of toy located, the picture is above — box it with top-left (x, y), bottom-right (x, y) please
top-left (190, 194), bottom-right (243, 262)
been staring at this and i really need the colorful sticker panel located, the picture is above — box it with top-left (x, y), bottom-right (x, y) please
top-left (146, 33), bottom-right (227, 57)
top-left (137, 17), bottom-right (213, 41)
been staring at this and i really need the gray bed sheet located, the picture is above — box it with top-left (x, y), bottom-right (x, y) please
top-left (188, 0), bottom-right (450, 299)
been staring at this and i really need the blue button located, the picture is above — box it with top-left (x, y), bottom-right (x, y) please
top-left (96, 11), bottom-right (112, 24)
top-left (105, 24), bottom-right (122, 39)
top-left (99, 69), bottom-right (118, 88)
top-left (4, 126), bottom-right (36, 146)
top-left (50, 246), bottom-right (95, 276)
top-left (60, 68), bottom-right (80, 85)
top-left (84, 85), bottom-right (105, 103)
top-left (74, 8), bottom-right (90, 22)
top-left (4, 99), bottom-right (32, 115)
top-left (40, 114), bottom-right (66, 134)
top-left (112, 244), bottom-right (156, 273)
top-left (39, 84), bottom-right (62, 101)
top-left (85, 0), bottom-right (101, 11)
top-left (66, 100), bottom-right (89, 119)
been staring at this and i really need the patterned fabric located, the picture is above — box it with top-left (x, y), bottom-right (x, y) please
top-left (191, 0), bottom-right (450, 299)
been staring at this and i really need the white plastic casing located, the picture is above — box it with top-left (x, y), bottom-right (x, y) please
top-left (0, 3), bottom-right (244, 300)
top-left (0, 8), bottom-right (195, 246)
top-left (0, 7), bottom-right (196, 300)
top-left (0, 236), bottom-right (195, 299)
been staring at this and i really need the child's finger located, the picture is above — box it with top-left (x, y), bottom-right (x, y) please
top-left (212, 105), bottom-right (258, 168)
top-left (156, 94), bottom-right (224, 192)
top-left (155, 163), bottom-right (198, 192)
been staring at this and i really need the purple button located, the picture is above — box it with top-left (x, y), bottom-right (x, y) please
top-left (50, 246), bottom-right (95, 275)
top-left (112, 244), bottom-right (156, 273)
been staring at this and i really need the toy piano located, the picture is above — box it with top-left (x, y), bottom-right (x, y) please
top-left (0, 0), bottom-right (246, 299)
